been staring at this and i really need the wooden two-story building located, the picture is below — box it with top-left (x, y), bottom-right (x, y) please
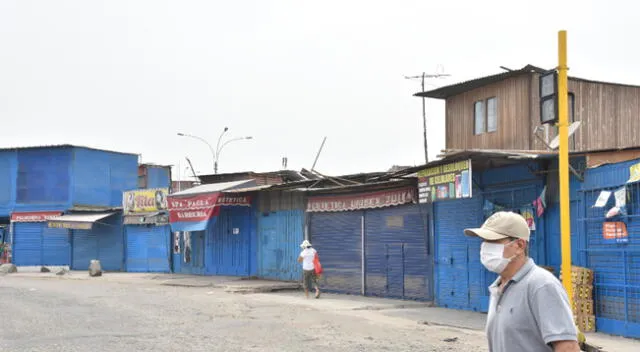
top-left (415, 65), bottom-right (640, 338)
top-left (417, 64), bottom-right (640, 153)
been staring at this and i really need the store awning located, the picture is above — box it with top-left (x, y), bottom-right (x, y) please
top-left (168, 182), bottom-right (253, 232)
top-left (123, 212), bottom-right (169, 225)
top-left (48, 212), bottom-right (117, 230)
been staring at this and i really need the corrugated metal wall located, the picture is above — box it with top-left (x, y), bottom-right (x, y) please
top-left (257, 210), bottom-right (304, 281)
top-left (146, 167), bottom-right (171, 189)
top-left (72, 148), bottom-right (138, 207)
top-left (207, 206), bottom-right (252, 276)
top-left (0, 151), bottom-right (16, 216)
top-left (578, 158), bottom-right (640, 338)
top-left (16, 149), bottom-right (71, 205)
top-left (256, 191), bottom-right (305, 281)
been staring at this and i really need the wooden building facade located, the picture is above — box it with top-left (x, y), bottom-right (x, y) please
top-left (418, 65), bottom-right (640, 152)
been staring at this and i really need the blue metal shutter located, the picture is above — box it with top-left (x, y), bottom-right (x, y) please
top-left (310, 212), bottom-right (363, 295)
top-left (257, 210), bottom-right (304, 281)
top-left (96, 220), bottom-right (124, 271)
top-left (125, 225), bottom-right (147, 272)
top-left (13, 222), bottom-right (44, 266)
top-left (72, 229), bottom-right (98, 270)
top-left (209, 207), bottom-right (251, 276)
top-left (364, 204), bottom-right (432, 301)
top-left (147, 225), bottom-right (170, 273)
top-left (581, 185), bottom-right (640, 338)
top-left (434, 196), bottom-right (485, 311)
top-left (42, 226), bottom-right (70, 266)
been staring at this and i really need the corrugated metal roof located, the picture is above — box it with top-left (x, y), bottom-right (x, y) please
top-left (416, 64), bottom-right (640, 100)
top-left (415, 65), bottom-right (545, 99)
top-left (170, 179), bottom-right (257, 196)
top-left (0, 144), bottom-right (137, 156)
top-left (222, 185), bottom-right (273, 193)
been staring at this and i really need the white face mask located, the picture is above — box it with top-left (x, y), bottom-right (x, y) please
top-left (480, 241), bottom-right (516, 274)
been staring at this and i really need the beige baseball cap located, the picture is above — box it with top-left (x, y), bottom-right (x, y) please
top-left (464, 211), bottom-right (530, 241)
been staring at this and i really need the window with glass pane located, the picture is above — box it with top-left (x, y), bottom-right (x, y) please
top-left (474, 101), bottom-right (485, 135)
top-left (487, 97), bottom-right (497, 132)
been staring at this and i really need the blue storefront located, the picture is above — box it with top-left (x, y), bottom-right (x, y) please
top-left (47, 211), bottom-right (125, 271)
top-left (431, 156), bottom-right (555, 312)
top-left (574, 157), bottom-right (640, 338)
top-left (308, 184), bottom-right (433, 301)
top-left (168, 180), bottom-right (257, 276)
top-left (122, 188), bottom-right (172, 273)
top-left (0, 145), bottom-right (138, 268)
top-left (255, 190), bottom-right (305, 281)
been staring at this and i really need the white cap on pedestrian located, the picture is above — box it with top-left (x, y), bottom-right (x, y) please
top-left (464, 211), bottom-right (530, 241)
top-left (300, 240), bottom-right (312, 248)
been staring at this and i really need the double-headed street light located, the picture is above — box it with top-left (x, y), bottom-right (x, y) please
top-left (177, 127), bottom-right (253, 174)
top-left (215, 136), bottom-right (253, 174)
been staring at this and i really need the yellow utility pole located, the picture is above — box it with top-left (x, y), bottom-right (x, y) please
top-left (558, 30), bottom-right (573, 303)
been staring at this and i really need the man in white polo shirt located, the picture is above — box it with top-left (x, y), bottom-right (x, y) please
top-left (464, 211), bottom-right (579, 352)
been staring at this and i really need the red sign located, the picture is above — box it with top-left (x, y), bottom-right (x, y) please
top-left (307, 187), bottom-right (416, 212)
top-left (168, 193), bottom-right (253, 224)
top-left (168, 193), bottom-right (220, 223)
top-left (603, 222), bottom-right (629, 243)
top-left (10, 211), bottom-right (63, 223)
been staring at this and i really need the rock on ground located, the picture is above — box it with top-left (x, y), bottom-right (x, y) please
top-left (89, 260), bottom-right (102, 277)
top-left (0, 264), bottom-right (17, 274)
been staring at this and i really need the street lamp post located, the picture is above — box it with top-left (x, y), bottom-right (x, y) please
top-left (178, 129), bottom-right (253, 175)
top-left (177, 133), bottom-right (216, 172)
top-left (215, 136), bottom-right (253, 174)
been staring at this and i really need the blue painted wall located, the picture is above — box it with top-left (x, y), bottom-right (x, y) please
top-left (0, 146), bottom-right (138, 217)
top-left (0, 151), bottom-right (17, 218)
top-left (257, 209), bottom-right (304, 281)
top-left (145, 166), bottom-right (171, 189)
top-left (72, 148), bottom-right (138, 207)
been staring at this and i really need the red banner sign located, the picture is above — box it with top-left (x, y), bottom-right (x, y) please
top-left (11, 211), bottom-right (63, 223)
top-left (167, 193), bottom-right (252, 223)
top-left (168, 193), bottom-right (220, 223)
top-left (307, 187), bottom-right (416, 212)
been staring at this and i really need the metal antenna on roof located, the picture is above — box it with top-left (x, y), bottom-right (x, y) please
top-left (404, 67), bottom-right (450, 163)
top-left (185, 157), bottom-right (198, 180)
top-left (311, 137), bottom-right (327, 172)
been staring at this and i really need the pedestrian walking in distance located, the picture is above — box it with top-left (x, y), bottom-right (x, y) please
top-left (298, 240), bottom-right (320, 299)
top-left (464, 211), bottom-right (580, 352)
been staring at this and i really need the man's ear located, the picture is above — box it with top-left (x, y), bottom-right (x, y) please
top-left (518, 239), bottom-right (527, 252)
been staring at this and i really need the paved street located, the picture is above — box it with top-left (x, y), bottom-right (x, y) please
top-left (0, 275), bottom-right (485, 352)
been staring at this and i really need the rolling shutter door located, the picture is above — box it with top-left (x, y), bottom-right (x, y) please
top-left (434, 197), bottom-right (483, 311)
top-left (42, 226), bottom-right (70, 266)
top-left (310, 212), bottom-right (363, 295)
top-left (126, 225), bottom-right (147, 272)
top-left (365, 204), bottom-right (431, 300)
top-left (96, 222), bottom-right (124, 271)
top-left (147, 225), bottom-right (170, 273)
top-left (13, 222), bottom-right (43, 266)
top-left (72, 229), bottom-right (98, 270)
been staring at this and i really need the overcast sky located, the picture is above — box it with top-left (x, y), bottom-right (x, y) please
top-left (0, 1), bottom-right (636, 179)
